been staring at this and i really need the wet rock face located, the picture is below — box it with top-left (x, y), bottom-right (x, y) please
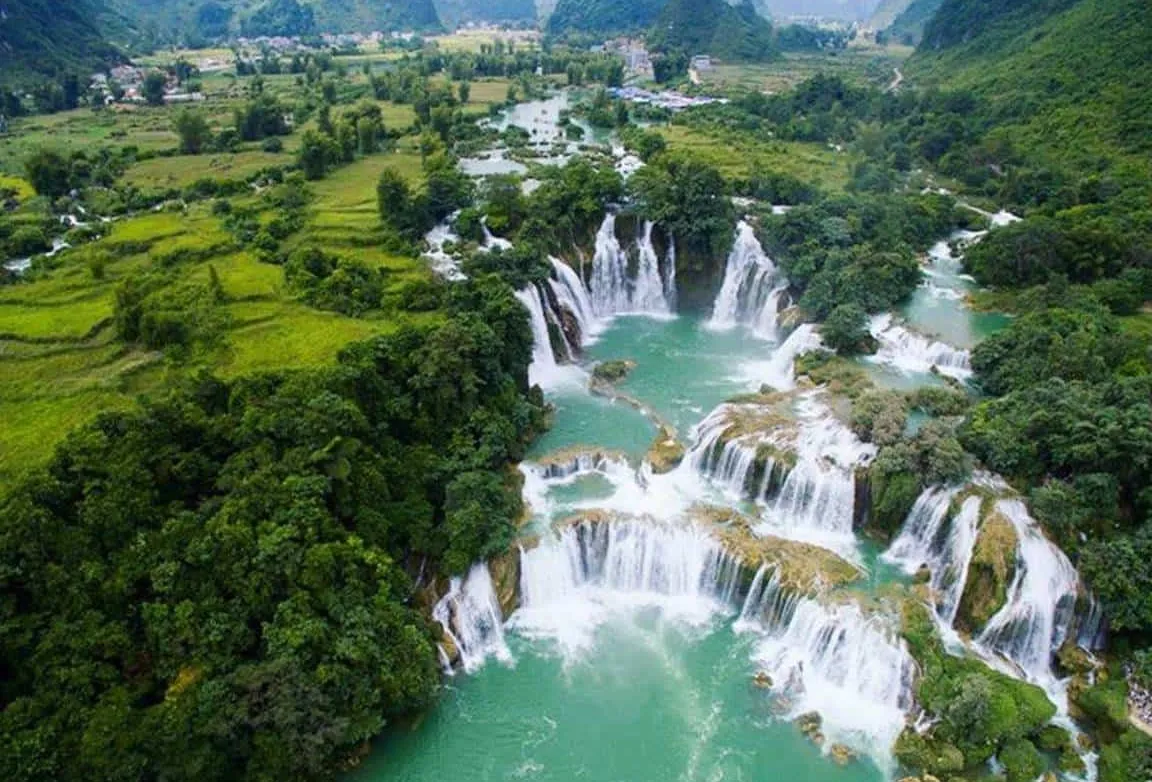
top-left (557, 306), bottom-right (583, 357)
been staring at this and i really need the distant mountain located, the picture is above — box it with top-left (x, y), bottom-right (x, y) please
top-left (909, 0), bottom-right (1152, 159)
top-left (0, 0), bottom-right (124, 85)
top-left (866, 0), bottom-right (914, 28)
top-left (755, 0), bottom-right (878, 21)
top-left (546, 0), bottom-right (666, 34)
top-left (649, 0), bottom-right (779, 62)
top-left (109, 0), bottom-right (442, 44)
top-left (435, 0), bottom-right (537, 28)
top-left (881, 0), bottom-right (943, 44)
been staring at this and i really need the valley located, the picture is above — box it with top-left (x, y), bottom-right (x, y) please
top-left (0, 2), bottom-right (1150, 782)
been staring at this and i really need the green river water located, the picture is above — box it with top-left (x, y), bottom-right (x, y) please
top-left (353, 313), bottom-right (915, 782)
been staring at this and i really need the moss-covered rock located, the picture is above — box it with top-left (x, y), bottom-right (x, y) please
top-left (1056, 639), bottom-right (1097, 676)
top-left (647, 426), bottom-right (685, 474)
top-left (794, 350), bottom-right (874, 399)
top-left (954, 506), bottom-right (1017, 635)
top-left (900, 601), bottom-right (1057, 773)
top-left (1070, 674), bottom-right (1129, 744)
top-left (592, 359), bottom-right (636, 383)
top-left (893, 728), bottom-right (965, 777)
top-left (691, 505), bottom-right (861, 593)
top-left (488, 548), bottom-right (521, 620)
top-left (867, 465), bottom-right (923, 538)
top-left (999, 738), bottom-right (1044, 782)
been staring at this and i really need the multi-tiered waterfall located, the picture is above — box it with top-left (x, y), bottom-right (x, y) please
top-left (709, 221), bottom-right (788, 339)
top-left (589, 214), bottom-right (676, 317)
top-left (413, 206), bottom-right (1104, 782)
top-left (884, 486), bottom-right (1094, 685)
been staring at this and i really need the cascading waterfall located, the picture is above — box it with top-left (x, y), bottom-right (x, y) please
top-left (757, 394), bottom-right (876, 553)
top-left (433, 563), bottom-right (512, 673)
top-left (423, 219), bottom-right (465, 281)
top-left (548, 255), bottom-right (601, 344)
top-left (589, 214), bottom-right (675, 317)
top-left (750, 324), bottom-right (824, 391)
top-left (737, 566), bottom-right (916, 772)
top-left (709, 221), bottom-right (788, 339)
top-left (683, 404), bottom-right (765, 500)
top-left (509, 520), bottom-right (743, 658)
top-left (868, 313), bottom-right (972, 380)
top-left (515, 285), bottom-right (561, 387)
top-left (883, 490), bottom-right (983, 627)
top-left (977, 499), bottom-right (1081, 684)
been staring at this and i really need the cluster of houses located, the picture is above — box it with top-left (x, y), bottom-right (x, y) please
top-left (89, 65), bottom-right (204, 106)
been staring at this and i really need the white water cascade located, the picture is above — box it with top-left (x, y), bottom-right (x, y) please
top-left (515, 285), bottom-right (565, 388)
top-left (548, 255), bottom-right (601, 345)
top-left (422, 219), bottom-right (466, 281)
top-left (757, 394), bottom-right (876, 554)
top-left (977, 499), bottom-right (1081, 684)
top-left (683, 403), bottom-right (773, 501)
top-left (433, 563), bottom-right (513, 673)
top-left (708, 221), bottom-right (788, 339)
top-left (510, 520), bottom-right (742, 659)
top-left (746, 324), bottom-right (824, 391)
top-left (589, 214), bottom-right (675, 317)
top-left (737, 565), bottom-right (916, 772)
top-left (883, 489), bottom-right (983, 627)
top-left (868, 314), bottom-right (972, 380)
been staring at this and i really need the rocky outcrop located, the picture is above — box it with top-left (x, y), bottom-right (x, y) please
top-left (647, 426), bottom-right (685, 474)
top-left (954, 502), bottom-right (1017, 635)
top-left (591, 359), bottom-right (635, 383)
top-left (690, 505), bottom-right (861, 593)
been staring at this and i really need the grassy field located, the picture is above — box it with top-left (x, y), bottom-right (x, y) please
top-left (427, 30), bottom-right (541, 54)
top-left (657, 125), bottom-right (854, 192)
top-left (0, 141), bottom-right (433, 490)
top-left (699, 45), bottom-right (913, 93)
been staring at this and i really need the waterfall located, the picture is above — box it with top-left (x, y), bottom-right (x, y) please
top-left (548, 255), bottom-right (601, 344)
top-left (589, 214), bottom-right (675, 318)
top-left (433, 563), bottom-right (513, 673)
top-left (868, 314), bottom-right (972, 380)
top-left (515, 285), bottom-right (563, 388)
top-left (976, 499), bottom-right (1081, 684)
top-left (749, 324), bottom-right (824, 391)
top-left (509, 520), bottom-right (743, 659)
top-left (757, 394), bottom-right (875, 554)
top-left (684, 405), bottom-right (764, 501)
top-left (883, 490), bottom-right (982, 626)
top-left (481, 217), bottom-right (513, 251)
top-left (709, 221), bottom-right (787, 339)
top-left (738, 570), bottom-right (915, 773)
top-left (423, 219), bottom-right (465, 281)
top-left (632, 221), bottom-right (669, 312)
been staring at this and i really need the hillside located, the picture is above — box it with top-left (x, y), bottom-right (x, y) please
top-left (546, 0), bottom-right (666, 34)
top-left (908, 0), bottom-right (1152, 162)
top-left (867, 0), bottom-right (913, 28)
top-left (0, 0), bottom-right (124, 85)
top-left (109, 0), bottom-right (441, 43)
top-left (435, 0), bottom-right (537, 27)
top-left (649, 0), bottom-right (779, 62)
top-left (880, 0), bottom-right (941, 43)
